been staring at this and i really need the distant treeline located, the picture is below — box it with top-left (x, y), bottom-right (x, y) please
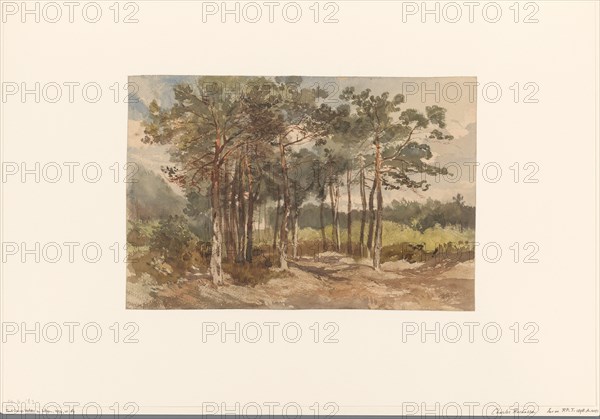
top-left (128, 167), bottom-right (474, 241)
top-left (296, 197), bottom-right (475, 233)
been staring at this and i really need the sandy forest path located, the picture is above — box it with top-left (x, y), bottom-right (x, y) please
top-left (127, 252), bottom-right (474, 310)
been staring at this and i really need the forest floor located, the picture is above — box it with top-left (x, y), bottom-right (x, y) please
top-left (126, 252), bottom-right (474, 310)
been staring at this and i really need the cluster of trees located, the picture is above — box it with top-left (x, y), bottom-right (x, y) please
top-left (292, 195), bottom-right (475, 233)
top-left (142, 77), bottom-right (455, 284)
top-left (383, 194), bottom-right (475, 232)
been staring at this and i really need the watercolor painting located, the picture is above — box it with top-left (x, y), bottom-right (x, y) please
top-left (126, 76), bottom-right (476, 310)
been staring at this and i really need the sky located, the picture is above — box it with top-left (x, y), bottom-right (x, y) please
top-left (128, 75), bottom-right (477, 206)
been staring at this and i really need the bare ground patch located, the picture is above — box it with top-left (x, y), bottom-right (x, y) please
top-left (126, 253), bottom-right (474, 310)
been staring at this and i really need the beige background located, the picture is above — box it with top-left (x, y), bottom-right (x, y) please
top-left (1, 0), bottom-right (598, 415)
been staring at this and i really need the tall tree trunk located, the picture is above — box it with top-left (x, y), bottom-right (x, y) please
top-left (329, 182), bottom-right (340, 252)
top-left (291, 183), bottom-right (299, 260)
top-left (292, 210), bottom-right (299, 259)
top-left (319, 196), bottom-right (327, 251)
top-left (244, 156), bottom-right (255, 262)
top-left (278, 138), bottom-right (290, 270)
top-left (335, 184), bottom-right (341, 250)
top-left (229, 164), bottom-right (239, 262)
top-left (264, 202), bottom-right (268, 242)
top-left (272, 191), bottom-right (280, 252)
top-left (346, 168), bottom-right (353, 255)
top-left (209, 135), bottom-right (224, 285)
top-left (366, 177), bottom-right (376, 260)
top-left (219, 174), bottom-right (225, 256)
top-left (359, 165), bottom-right (367, 258)
top-left (222, 165), bottom-right (233, 262)
top-left (236, 158), bottom-right (246, 263)
top-left (263, 201), bottom-right (268, 244)
top-left (256, 199), bottom-right (261, 244)
top-left (373, 137), bottom-right (383, 271)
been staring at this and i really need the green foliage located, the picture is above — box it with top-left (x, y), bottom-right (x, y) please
top-left (384, 196), bottom-right (475, 232)
top-left (400, 109), bottom-right (429, 128)
top-left (150, 216), bottom-right (199, 270)
top-left (298, 227), bottom-right (323, 242)
top-left (299, 221), bottom-right (473, 253)
top-left (127, 219), bottom-right (159, 246)
top-left (296, 197), bottom-right (475, 232)
top-left (426, 105), bottom-right (448, 128)
top-left (378, 222), bottom-right (473, 251)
